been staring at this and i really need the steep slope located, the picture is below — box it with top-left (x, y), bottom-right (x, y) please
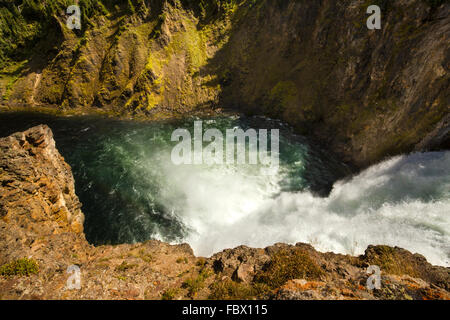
top-left (0, 0), bottom-right (449, 167)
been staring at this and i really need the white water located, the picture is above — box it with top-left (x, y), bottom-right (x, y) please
top-left (5, 115), bottom-right (447, 266)
top-left (157, 151), bottom-right (450, 267)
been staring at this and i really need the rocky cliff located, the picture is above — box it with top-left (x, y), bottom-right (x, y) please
top-left (0, 126), bottom-right (449, 300)
top-left (0, 0), bottom-right (449, 168)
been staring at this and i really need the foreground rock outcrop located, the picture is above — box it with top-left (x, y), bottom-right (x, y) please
top-left (0, 126), bottom-right (449, 300)
top-left (1, 0), bottom-right (449, 169)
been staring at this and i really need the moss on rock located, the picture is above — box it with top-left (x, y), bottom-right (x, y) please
top-left (0, 258), bottom-right (39, 277)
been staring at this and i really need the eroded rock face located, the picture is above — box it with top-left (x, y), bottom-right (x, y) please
top-left (0, 125), bottom-right (84, 236)
top-left (0, 125), bottom-right (84, 235)
top-left (0, 126), bottom-right (448, 300)
top-left (0, 125), bottom-right (89, 279)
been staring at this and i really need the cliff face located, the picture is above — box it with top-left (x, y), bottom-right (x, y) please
top-left (0, 0), bottom-right (449, 168)
top-left (0, 125), bottom-right (86, 274)
top-left (215, 0), bottom-right (450, 167)
top-left (0, 125), bottom-right (84, 235)
top-left (0, 126), bottom-right (449, 300)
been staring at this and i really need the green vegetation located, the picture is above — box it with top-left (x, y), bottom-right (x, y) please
top-left (161, 287), bottom-right (179, 300)
top-left (0, 60), bottom-right (27, 100)
top-left (363, 246), bottom-right (421, 278)
top-left (127, 0), bottom-right (136, 14)
top-left (115, 261), bottom-right (137, 272)
top-left (209, 249), bottom-right (324, 299)
top-left (182, 268), bottom-right (211, 297)
top-left (254, 249), bottom-right (324, 289)
top-left (0, 5), bottom-right (40, 69)
top-left (177, 270), bottom-right (190, 277)
top-left (138, 249), bottom-right (154, 263)
top-left (0, 258), bottom-right (39, 277)
top-left (180, 0), bottom-right (243, 22)
top-left (164, 14), bottom-right (208, 75)
top-left (0, 0), bottom-right (246, 69)
top-left (176, 257), bottom-right (188, 264)
top-left (209, 279), bottom-right (270, 300)
top-left (267, 81), bottom-right (298, 115)
top-left (196, 258), bottom-right (207, 267)
top-left (0, 0), bottom-right (140, 69)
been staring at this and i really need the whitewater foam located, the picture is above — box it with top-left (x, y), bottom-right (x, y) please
top-left (162, 151), bottom-right (449, 267)
top-left (34, 114), bottom-right (447, 267)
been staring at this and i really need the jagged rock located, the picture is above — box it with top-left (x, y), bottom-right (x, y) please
top-left (361, 245), bottom-right (450, 291)
top-left (233, 263), bottom-right (254, 284)
top-left (208, 245), bottom-right (270, 281)
top-left (0, 125), bottom-right (84, 236)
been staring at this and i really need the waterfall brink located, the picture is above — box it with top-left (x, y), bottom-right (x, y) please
top-left (181, 151), bottom-right (449, 267)
top-left (0, 113), bottom-right (447, 266)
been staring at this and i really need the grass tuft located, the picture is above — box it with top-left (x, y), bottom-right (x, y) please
top-left (182, 268), bottom-right (211, 297)
top-left (161, 288), bottom-right (179, 300)
top-left (209, 278), bottom-right (270, 300)
top-left (254, 249), bottom-right (324, 289)
top-left (0, 258), bottom-right (39, 277)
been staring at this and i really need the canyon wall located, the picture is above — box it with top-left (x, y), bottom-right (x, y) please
top-left (0, 0), bottom-right (449, 167)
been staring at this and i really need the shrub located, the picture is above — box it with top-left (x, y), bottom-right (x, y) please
top-left (254, 249), bottom-right (324, 289)
top-left (115, 261), bottom-right (136, 272)
top-left (362, 245), bottom-right (420, 278)
top-left (161, 288), bottom-right (179, 300)
top-left (176, 257), bottom-right (188, 264)
top-left (182, 268), bottom-right (211, 297)
top-left (196, 258), bottom-right (206, 267)
top-left (0, 258), bottom-right (39, 277)
top-left (209, 279), bottom-right (270, 300)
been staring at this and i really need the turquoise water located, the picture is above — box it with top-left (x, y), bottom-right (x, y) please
top-left (0, 113), bottom-right (348, 241)
top-left (0, 112), bottom-right (448, 266)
